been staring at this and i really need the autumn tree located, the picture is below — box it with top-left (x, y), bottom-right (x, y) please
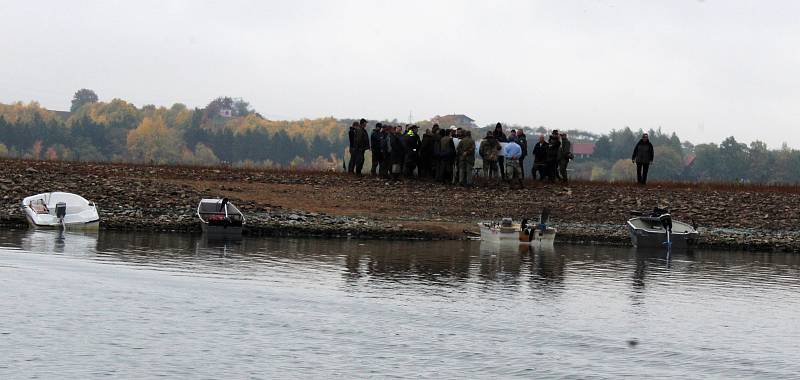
top-left (127, 116), bottom-right (184, 164)
top-left (70, 88), bottom-right (99, 112)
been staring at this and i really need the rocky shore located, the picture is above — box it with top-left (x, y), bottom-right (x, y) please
top-left (2, 158), bottom-right (799, 252)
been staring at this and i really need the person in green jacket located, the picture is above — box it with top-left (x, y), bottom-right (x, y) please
top-left (456, 131), bottom-right (476, 186)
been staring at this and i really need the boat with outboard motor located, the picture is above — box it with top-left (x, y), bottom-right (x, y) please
top-left (478, 208), bottom-right (556, 244)
top-left (627, 207), bottom-right (698, 249)
top-left (197, 198), bottom-right (245, 237)
top-left (21, 192), bottom-right (100, 230)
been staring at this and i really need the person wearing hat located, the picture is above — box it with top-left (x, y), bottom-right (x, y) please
top-left (350, 119), bottom-right (371, 176)
top-left (557, 132), bottom-right (573, 183)
top-left (370, 122), bottom-right (385, 176)
top-left (493, 123), bottom-right (508, 180)
top-left (546, 130), bottom-right (561, 181)
top-left (403, 125), bottom-right (421, 177)
top-left (456, 130), bottom-right (476, 186)
top-left (479, 130), bottom-right (501, 180)
top-left (631, 133), bottom-right (654, 185)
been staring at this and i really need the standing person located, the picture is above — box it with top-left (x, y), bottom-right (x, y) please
top-left (351, 119), bottom-right (370, 175)
top-left (493, 123), bottom-right (508, 180)
top-left (546, 130), bottom-right (561, 181)
top-left (456, 130), bottom-right (476, 186)
top-left (479, 131), bottom-right (501, 180)
top-left (347, 121), bottom-right (358, 173)
top-left (503, 137), bottom-right (524, 188)
top-left (388, 126), bottom-right (405, 180)
top-left (370, 123), bottom-right (384, 176)
top-left (532, 135), bottom-right (548, 180)
top-left (403, 125), bottom-right (421, 177)
top-left (517, 130), bottom-right (528, 179)
top-left (419, 128), bottom-right (435, 178)
top-left (631, 133), bottom-right (654, 185)
top-left (437, 129), bottom-right (456, 184)
top-left (379, 125), bottom-right (392, 177)
top-left (557, 132), bottom-right (573, 183)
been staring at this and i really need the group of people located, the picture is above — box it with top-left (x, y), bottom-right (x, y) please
top-left (347, 119), bottom-right (577, 187)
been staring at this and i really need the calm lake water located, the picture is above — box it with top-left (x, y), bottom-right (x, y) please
top-left (1, 229), bottom-right (799, 379)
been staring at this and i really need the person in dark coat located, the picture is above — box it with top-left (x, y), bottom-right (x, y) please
top-left (436, 129), bottom-right (456, 183)
top-left (419, 128), bottom-right (435, 178)
top-left (351, 119), bottom-right (370, 175)
top-left (379, 124), bottom-right (392, 177)
top-left (517, 130), bottom-right (528, 179)
top-left (493, 123), bottom-right (508, 180)
top-left (545, 130), bottom-right (561, 181)
top-left (531, 135), bottom-right (548, 180)
top-left (347, 121), bottom-right (358, 173)
top-left (403, 125), bottom-right (421, 177)
top-left (631, 133), bottom-right (655, 185)
top-left (369, 123), bottom-right (384, 176)
top-left (387, 126), bottom-right (405, 180)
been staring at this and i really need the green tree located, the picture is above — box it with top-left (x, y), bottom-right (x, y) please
top-left (70, 88), bottom-right (99, 112)
top-left (650, 146), bottom-right (683, 181)
top-left (126, 116), bottom-right (184, 164)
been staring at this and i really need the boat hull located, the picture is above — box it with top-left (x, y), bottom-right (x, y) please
top-left (478, 223), bottom-right (556, 245)
top-left (627, 218), bottom-right (698, 249)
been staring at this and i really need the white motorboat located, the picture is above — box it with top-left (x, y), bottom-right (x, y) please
top-left (197, 198), bottom-right (245, 237)
top-left (627, 208), bottom-right (699, 249)
top-left (21, 192), bottom-right (100, 230)
top-left (478, 210), bottom-right (556, 245)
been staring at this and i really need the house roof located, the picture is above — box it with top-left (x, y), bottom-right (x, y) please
top-left (572, 143), bottom-right (595, 155)
top-left (432, 114), bottom-right (475, 123)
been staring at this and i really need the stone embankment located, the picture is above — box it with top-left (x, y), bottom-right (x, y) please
top-left (2, 158), bottom-right (799, 252)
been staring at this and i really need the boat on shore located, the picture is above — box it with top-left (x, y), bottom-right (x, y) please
top-left (627, 208), bottom-right (698, 249)
top-left (197, 198), bottom-right (245, 237)
top-left (478, 210), bottom-right (556, 245)
top-left (21, 192), bottom-right (100, 230)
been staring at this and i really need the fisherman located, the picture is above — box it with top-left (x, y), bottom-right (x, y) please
top-left (546, 130), bottom-right (561, 181)
top-left (517, 130), bottom-right (528, 179)
top-left (437, 128), bottom-right (456, 184)
top-left (351, 119), bottom-right (370, 175)
top-left (419, 127), bottom-right (435, 178)
top-left (531, 134), bottom-right (548, 180)
top-left (388, 126), bottom-right (405, 180)
top-left (456, 130), bottom-right (476, 186)
top-left (493, 123), bottom-right (508, 180)
top-left (503, 136), bottom-right (524, 188)
top-left (347, 121), bottom-right (358, 173)
top-left (631, 133), bottom-right (654, 185)
top-left (370, 122), bottom-right (384, 176)
top-left (557, 132), bottom-right (573, 183)
top-left (403, 125), bottom-right (421, 177)
top-left (379, 124), bottom-right (392, 177)
top-left (479, 130), bottom-right (501, 180)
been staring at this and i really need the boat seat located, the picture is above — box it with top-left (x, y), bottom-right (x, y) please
top-left (29, 202), bottom-right (49, 214)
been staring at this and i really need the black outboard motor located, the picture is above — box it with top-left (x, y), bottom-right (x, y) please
top-left (55, 202), bottom-right (67, 220)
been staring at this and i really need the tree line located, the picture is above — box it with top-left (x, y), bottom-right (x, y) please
top-left (0, 89), bottom-right (798, 183)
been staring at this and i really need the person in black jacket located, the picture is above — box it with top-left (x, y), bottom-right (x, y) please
top-left (631, 133), bottom-right (655, 185)
top-left (531, 135), bottom-right (548, 180)
top-left (545, 130), bottom-right (561, 181)
top-left (369, 123), bottom-right (384, 176)
top-left (493, 123), bottom-right (508, 180)
top-left (403, 125), bottom-right (421, 177)
top-left (347, 121), bottom-right (358, 173)
top-left (387, 126), bottom-right (405, 180)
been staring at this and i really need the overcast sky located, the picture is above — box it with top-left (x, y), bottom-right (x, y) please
top-left (1, 0), bottom-right (798, 147)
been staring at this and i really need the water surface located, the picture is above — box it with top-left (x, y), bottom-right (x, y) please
top-left (1, 229), bottom-right (798, 379)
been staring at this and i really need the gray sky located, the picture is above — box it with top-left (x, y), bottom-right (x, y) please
top-left (1, 0), bottom-right (798, 147)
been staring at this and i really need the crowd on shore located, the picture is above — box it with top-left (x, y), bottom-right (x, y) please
top-left (347, 119), bottom-right (656, 187)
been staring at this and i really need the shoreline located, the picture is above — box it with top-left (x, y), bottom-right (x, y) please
top-left (2, 158), bottom-right (799, 252)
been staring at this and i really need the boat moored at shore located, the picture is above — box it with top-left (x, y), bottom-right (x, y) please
top-left (197, 198), bottom-right (245, 237)
top-left (628, 208), bottom-right (698, 249)
top-left (21, 192), bottom-right (100, 230)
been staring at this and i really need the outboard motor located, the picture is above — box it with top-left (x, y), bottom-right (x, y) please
top-left (55, 202), bottom-right (67, 220)
top-left (55, 202), bottom-right (67, 228)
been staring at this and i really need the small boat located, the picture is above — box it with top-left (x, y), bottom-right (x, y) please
top-left (21, 192), bottom-right (100, 230)
top-left (627, 208), bottom-right (698, 249)
top-left (197, 198), bottom-right (244, 237)
top-left (478, 209), bottom-right (556, 245)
